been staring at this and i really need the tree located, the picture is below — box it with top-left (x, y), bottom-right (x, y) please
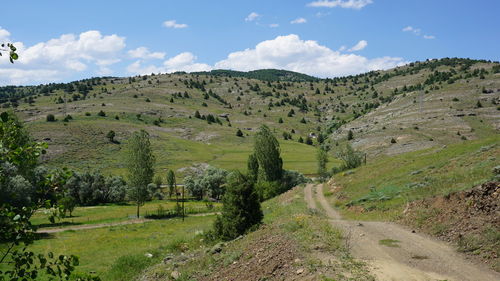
top-left (347, 130), bottom-right (354, 140)
top-left (166, 169), bottom-right (176, 199)
top-left (254, 125), bottom-right (283, 182)
top-left (317, 147), bottom-right (329, 182)
top-left (106, 130), bottom-right (116, 143)
top-left (236, 128), bottom-right (244, 137)
top-left (126, 130), bottom-right (155, 218)
top-left (336, 143), bottom-right (364, 170)
top-left (200, 166), bottom-right (228, 200)
top-left (46, 114), bottom-right (56, 122)
top-left (247, 153), bottom-right (259, 183)
top-left (305, 136), bottom-right (313, 145)
top-left (298, 136), bottom-right (304, 143)
top-left (60, 196), bottom-right (77, 217)
top-left (0, 111), bottom-right (89, 280)
top-left (213, 172), bottom-right (263, 240)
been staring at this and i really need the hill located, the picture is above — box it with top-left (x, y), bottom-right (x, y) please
top-left (1, 58), bottom-right (499, 178)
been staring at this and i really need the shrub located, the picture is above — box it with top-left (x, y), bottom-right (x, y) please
top-left (97, 110), bottom-right (106, 117)
top-left (236, 129), bottom-right (244, 137)
top-left (391, 138), bottom-right (397, 143)
top-left (46, 114), bottom-right (55, 122)
top-left (213, 172), bottom-right (262, 240)
top-left (335, 143), bottom-right (364, 170)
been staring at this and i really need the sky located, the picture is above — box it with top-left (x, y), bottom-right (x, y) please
top-left (1, 0), bottom-right (499, 86)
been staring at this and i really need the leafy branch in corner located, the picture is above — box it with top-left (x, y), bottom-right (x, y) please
top-left (0, 43), bottom-right (18, 63)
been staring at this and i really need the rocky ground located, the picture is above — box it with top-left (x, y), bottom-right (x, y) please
top-left (400, 181), bottom-right (500, 271)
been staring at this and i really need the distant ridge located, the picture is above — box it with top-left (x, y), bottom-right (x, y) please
top-left (190, 69), bottom-right (320, 82)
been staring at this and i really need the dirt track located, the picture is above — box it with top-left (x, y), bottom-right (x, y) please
top-left (304, 183), bottom-right (500, 281)
top-left (37, 212), bottom-right (219, 234)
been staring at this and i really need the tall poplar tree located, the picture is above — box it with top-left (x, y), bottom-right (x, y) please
top-left (254, 125), bottom-right (283, 182)
top-left (126, 130), bottom-right (155, 218)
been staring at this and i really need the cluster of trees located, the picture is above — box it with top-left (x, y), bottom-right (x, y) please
top-left (64, 172), bottom-right (128, 206)
top-left (250, 125), bottom-right (309, 201)
top-left (184, 166), bottom-right (228, 200)
top-left (0, 111), bottom-right (97, 280)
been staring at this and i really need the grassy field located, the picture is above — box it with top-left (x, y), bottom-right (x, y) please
top-left (327, 135), bottom-right (500, 221)
top-left (29, 215), bottom-right (216, 280)
top-left (32, 200), bottom-right (221, 228)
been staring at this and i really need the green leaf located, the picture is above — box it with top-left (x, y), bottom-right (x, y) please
top-left (0, 111), bottom-right (9, 122)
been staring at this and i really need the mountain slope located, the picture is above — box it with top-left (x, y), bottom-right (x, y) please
top-left (1, 58), bottom-right (499, 176)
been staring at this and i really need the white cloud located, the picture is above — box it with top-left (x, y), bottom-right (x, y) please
top-left (163, 20), bottom-right (188, 29)
top-left (307, 0), bottom-right (373, 9)
top-left (0, 29), bottom-right (125, 85)
top-left (291, 18), bottom-right (307, 24)
top-left (128, 47), bottom-right (165, 59)
top-left (348, 40), bottom-right (367, 51)
top-left (269, 23), bottom-right (280, 28)
top-left (0, 27), bottom-right (11, 42)
top-left (403, 26), bottom-right (435, 40)
top-left (402, 26), bottom-right (421, 35)
top-left (245, 12), bottom-right (260, 22)
top-left (214, 34), bottom-right (404, 78)
top-left (126, 52), bottom-right (212, 75)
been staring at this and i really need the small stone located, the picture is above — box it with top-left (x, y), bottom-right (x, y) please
top-left (294, 258), bottom-right (301, 263)
top-left (296, 268), bottom-right (304, 275)
top-left (171, 270), bottom-right (180, 280)
top-left (145, 253), bottom-right (153, 258)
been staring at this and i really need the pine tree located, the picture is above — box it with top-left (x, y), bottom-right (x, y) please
top-left (213, 172), bottom-right (263, 240)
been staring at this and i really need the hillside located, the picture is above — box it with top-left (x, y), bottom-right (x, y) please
top-left (1, 59), bottom-right (499, 177)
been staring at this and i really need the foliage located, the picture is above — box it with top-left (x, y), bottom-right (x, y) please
top-left (0, 111), bottom-right (93, 280)
top-left (247, 153), bottom-right (259, 183)
top-left (213, 172), bottom-right (263, 240)
top-left (335, 143), bottom-right (364, 171)
top-left (125, 130), bottom-right (155, 217)
top-left (166, 170), bottom-right (176, 198)
top-left (0, 43), bottom-right (18, 63)
top-left (106, 130), bottom-right (116, 143)
top-left (254, 125), bottom-right (283, 182)
top-left (184, 165), bottom-right (228, 200)
top-left (317, 147), bottom-right (329, 182)
top-left (65, 172), bottom-right (127, 206)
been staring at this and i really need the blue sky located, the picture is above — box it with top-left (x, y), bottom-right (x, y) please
top-left (1, 0), bottom-right (499, 85)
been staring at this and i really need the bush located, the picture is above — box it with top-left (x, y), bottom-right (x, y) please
top-left (46, 114), bottom-right (55, 122)
top-left (335, 143), bottom-right (364, 170)
top-left (213, 172), bottom-right (262, 240)
top-left (97, 110), bottom-right (106, 117)
top-left (236, 129), bottom-right (243, 137)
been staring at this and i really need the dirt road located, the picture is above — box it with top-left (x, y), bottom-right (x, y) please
top-left (37, 212), bottom-right (219, 234)
top-left (304, 183), bottom-right (500, 281)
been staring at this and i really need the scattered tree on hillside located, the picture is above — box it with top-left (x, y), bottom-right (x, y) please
top-left (236, 128), bottom-right (244, 137)
top-left (347, 129), bottom-right (354, 140)
top-left (106, 130), bottom-right (116, 143)
top-left (126, 130), bottom-right (155, 218)
top-left (335, 143), bottom-right (364, 170)
top-left (213, 172), bottom-right (263, 240)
